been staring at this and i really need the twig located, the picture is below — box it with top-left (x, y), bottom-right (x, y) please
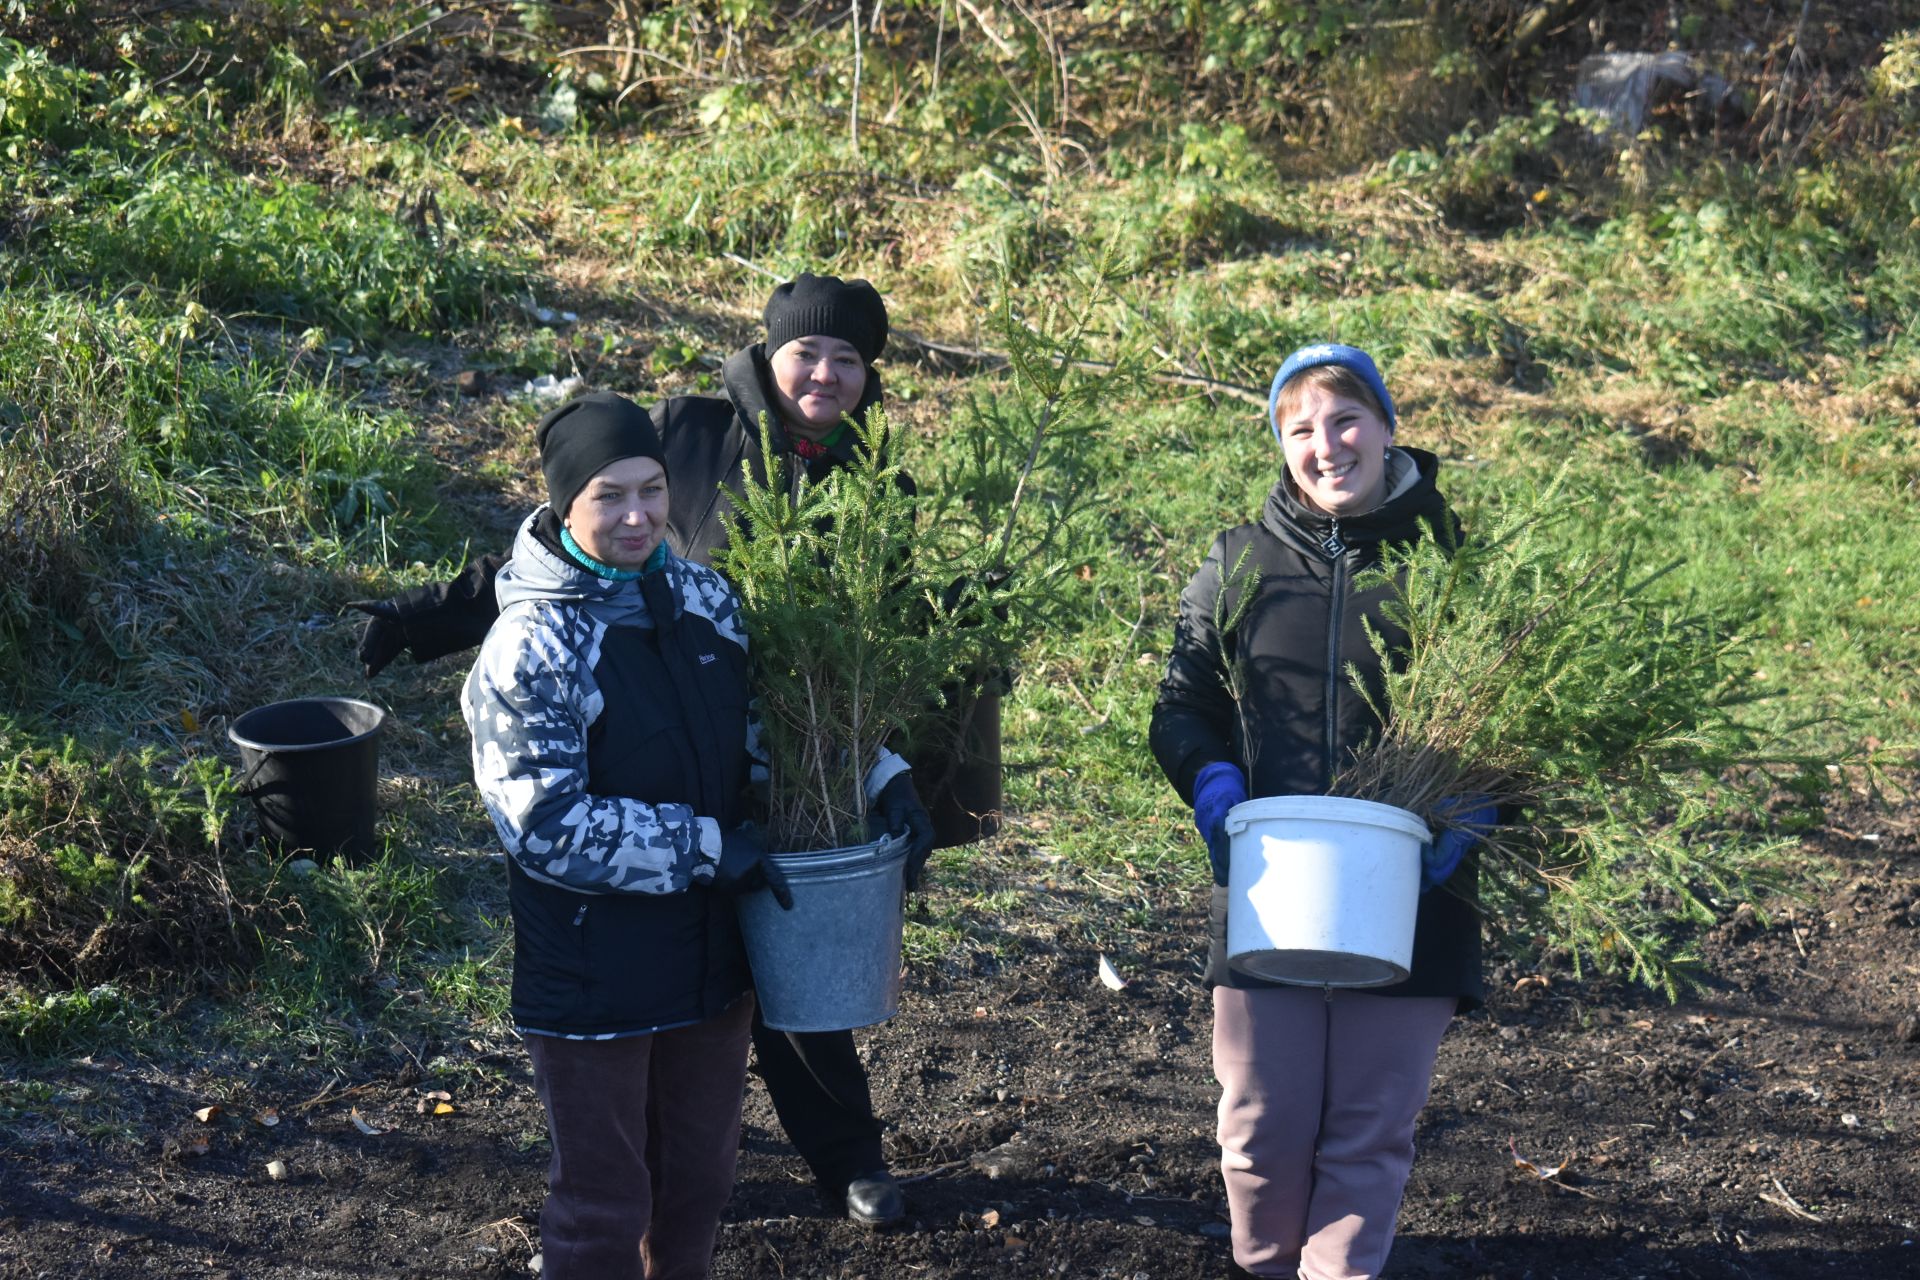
top-left (895, 329), bottom-right (1265, 405)
top-left (149, 48), bottom-right (210, 92)
top-left (722, 252), bottom-right (785, 282)
top-left (552, 44), bottom-right (699, 77)
top-left (291, 1074), bottom-right (379, 1115)
top-left (893, 1157), bottom-right (969, 1183)
top-left (1759, 1177), bottom-right (1823, 1222)
top-left (324, 2), bottom-right (511, 83)
top-left (952, 0), bottom-right (1018, 58)
top-left (850, 0), bottom-right (867, 160)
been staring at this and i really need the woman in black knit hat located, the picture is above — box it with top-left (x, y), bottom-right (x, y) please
top-left (464, 390), bottom-right (795, 1280)
top-left (359, 274), bottom-right (932, 1229)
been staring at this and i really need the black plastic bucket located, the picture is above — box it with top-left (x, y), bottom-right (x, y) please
top-left (914, 689), bottom-right (1003, 850)
top-left (228, 697), bottom-right (385, 862)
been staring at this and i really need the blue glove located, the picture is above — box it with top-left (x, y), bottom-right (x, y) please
top-left (1191, 761), bottom-right (1248, 887)
top-left (1422, 796), bottom-right (1496, 893)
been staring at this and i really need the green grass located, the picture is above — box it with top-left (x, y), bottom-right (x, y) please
top-left (3, 17), bottom-right (1917, 1058)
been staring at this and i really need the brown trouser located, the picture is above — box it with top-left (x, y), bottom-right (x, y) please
top-left (1214, 986), bottom-right (1455, 1280)
top-left (524, 995), bottom-right (756, 1280)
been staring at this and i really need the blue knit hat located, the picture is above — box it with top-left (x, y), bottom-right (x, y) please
top-left (1267, 343), bottom-right (1397, 443)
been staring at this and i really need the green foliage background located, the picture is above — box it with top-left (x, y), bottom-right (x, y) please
top-left (1, 2), bottom-right (1916, 1055)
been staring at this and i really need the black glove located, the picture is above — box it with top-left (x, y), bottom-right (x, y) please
top-left (873, 772), bottom-right (937, 891)
top-left (938, 567), bottom-right (1013, 623)
top-left (713, 823), bottom-right (793, 910)
top-left (346, 598), bottom-right (409, 678)
top-left (347, 556), bottom-right (507, 677)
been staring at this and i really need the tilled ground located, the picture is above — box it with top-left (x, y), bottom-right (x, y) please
top-left (3, 800), bottom-right (1917, 1280)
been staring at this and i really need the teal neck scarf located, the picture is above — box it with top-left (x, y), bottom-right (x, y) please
top-left (559, 526), bottom-right (667, 581)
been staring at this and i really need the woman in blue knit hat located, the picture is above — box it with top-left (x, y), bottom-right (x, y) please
top-left (1150, 344), bottom-right (1486, 1280)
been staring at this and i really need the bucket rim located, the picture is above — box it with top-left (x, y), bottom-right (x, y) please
top-left (1223, 793), bottom-right (1429, 842)
top-left (764, 830), bottom-right (909, 870)
top-left (1228, 948), bottom-right (1410, 988)
top-left (228, 696), bottom-right (387, 754)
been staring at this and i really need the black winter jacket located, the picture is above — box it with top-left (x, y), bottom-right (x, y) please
top-left (1149, 448), bottom-right (1483, 1009)
top-left (462, 509), bottom-right (761, 1037)
top-left (389, 345), bottom-right (899, 661)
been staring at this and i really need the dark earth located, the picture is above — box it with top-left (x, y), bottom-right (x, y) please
top-left (4, 796), bottom-right (1917, 1280)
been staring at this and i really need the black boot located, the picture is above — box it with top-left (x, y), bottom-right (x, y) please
top-left (843, 1169), bottom-right (905, 1227)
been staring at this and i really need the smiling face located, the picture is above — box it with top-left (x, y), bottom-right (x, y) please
top-left (1277, 380), bottom-right (1393, 517)
top-left (563, 455), bottom-right (670, 569)
top-left (768, 335), bottom-right (868, 440)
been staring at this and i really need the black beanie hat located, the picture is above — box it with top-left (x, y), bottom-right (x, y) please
top-left (537, 391), bottom-right (668, 514)
top-left (762, 273), bottom-right (889, 364)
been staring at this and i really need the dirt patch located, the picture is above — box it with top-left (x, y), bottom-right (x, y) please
top-left (4, 798), bottom-right (1918, 1279)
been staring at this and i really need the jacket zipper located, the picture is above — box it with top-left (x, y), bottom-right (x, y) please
top-left (572, 901), bottom-right (590, 994)
top-left (1322, 518), bottom-right (1347, 788)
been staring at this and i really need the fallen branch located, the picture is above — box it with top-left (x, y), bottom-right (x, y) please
top-left (323, 2), bottom-right (512, 84)
top-left (896, 329), bottom-right (1265, 405)
top-left (1760, 1176), bottom-right (1824, 1222)
top-left (893, 1157), bottom-right (970, 1183)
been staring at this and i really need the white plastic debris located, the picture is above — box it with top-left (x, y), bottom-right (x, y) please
top-left (513, 374), bottom-right (585, 405)
top-left (1574, 52), bottom-right (1735, 135)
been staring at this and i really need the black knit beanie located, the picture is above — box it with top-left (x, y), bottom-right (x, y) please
top-left (762, 273), bottom-right (889, 364)
top-left (537, 391), bottom-right (668, 514)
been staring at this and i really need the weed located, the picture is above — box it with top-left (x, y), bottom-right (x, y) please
top-left (0, 983), bottom-right (154, 1059)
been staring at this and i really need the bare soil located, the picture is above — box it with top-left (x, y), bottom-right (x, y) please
top-left (3, 799), bottom-right (1917, 1280)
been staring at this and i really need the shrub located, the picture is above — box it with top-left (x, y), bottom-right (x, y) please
top-left (36, 158), bottom-right (523, 339)
top-left (1321, 472), bottom-right (1826, 997)
top-left (0, 728), bottom-right (244, 986)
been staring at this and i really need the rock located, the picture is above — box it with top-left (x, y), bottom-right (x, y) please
top-left (1895, 1014), bottom-right (1920, 1044)
top-left (266, 1159), bottom-right (289, 1181)
top-left (288, 859), bottom-right (319, 878)
top-left (971, 1138), bottom-right (1037, 1181)
top-left (454, 369), bottom-right (487, 396)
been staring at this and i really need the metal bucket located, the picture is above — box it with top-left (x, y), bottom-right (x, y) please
top-left (228, 696), bottom-right (385, 863)
top-left (1223, 795), bottom-right (1429, 987)
top-left (736, 832), bottom-right (910, 1032)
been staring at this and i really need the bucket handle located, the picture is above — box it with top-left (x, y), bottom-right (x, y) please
top-left (235, 754), bottom-right (270, 797)
top-left (233, 753), bottom-right (280, 847)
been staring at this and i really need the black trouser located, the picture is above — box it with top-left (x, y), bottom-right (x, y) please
top-left (749, 1013), bottom-right (885, 1192)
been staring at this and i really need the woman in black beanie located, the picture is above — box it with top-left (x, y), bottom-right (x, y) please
top-left (463, 390), bottom-right (795, 1279)
top-left (361, 274), bottom-right (932, 1228)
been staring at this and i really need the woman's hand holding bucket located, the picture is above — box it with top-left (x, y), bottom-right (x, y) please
top-left (1420, 795), bottom-right (1497, 893)
top-left (1191, 762), bottom-right (1248, 886)
top-left (715, 823), bottom-right (795, 910)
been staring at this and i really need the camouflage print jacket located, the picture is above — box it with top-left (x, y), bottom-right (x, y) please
top-left (462, 507), bottom-right (766, 1037)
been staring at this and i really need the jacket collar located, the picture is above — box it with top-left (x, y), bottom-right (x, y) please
top-left (1259, 446), bottom-right (1449, 558)
top-left (719, 343), bottom-right (885, 463)
top-left (494, 506), bottom-right (681, 628)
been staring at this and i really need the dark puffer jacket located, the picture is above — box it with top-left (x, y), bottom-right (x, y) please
top-left (1149, 447), bottom-right (1483, 1010)
top-left (386, 345), bottom-right (899, 660)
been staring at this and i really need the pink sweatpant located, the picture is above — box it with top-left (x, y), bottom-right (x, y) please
top-left (1213, 985), bottom-right (1455, 1280)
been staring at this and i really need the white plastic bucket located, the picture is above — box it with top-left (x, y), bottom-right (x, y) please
top-left (1223, 795), bottom-right (1430, 987)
